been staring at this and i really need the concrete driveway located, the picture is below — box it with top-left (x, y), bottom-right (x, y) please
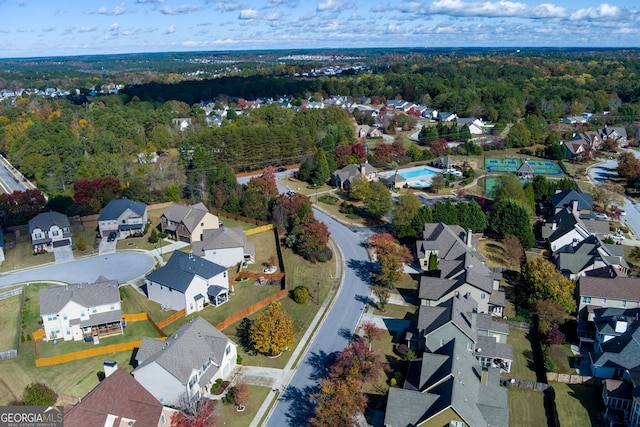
top-left (99, 238), bottom-right (117, 255)
top-left (53, 245), bottom-right (74, 264)
top-left (0, 252), bottom-right (155, 288)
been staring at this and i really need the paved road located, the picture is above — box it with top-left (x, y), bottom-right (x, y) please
top-left (264, 211), bottom-right (373, 426)
top-left (0, 252), bottom-right (155, 288)
top-left (588, 151), bottom-right (640, 239)
top-left (0, 154), bottom-right (33, 193)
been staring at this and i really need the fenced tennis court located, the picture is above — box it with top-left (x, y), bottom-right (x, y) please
top-left (485, 157), bottom-right (564, 175)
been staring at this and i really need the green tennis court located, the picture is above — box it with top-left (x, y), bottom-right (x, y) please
top-left (485, 157), bottom-right (563, 175)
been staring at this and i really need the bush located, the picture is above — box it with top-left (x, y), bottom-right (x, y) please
top-left (22, 382), bottom-right (57, 406)
top-left (292, 286), bottom-right (309, 304)
top-left (389, 377), bottom-right (397, 387)
top-left (318, 195), bottom-right (339, 205)
top-left (393, 371), bottom-right (404, 386)
top-left (148, 228), bottom-right (159, 244)
top-left (210, 378), bottom-right (223, 394)
top-left (77, 237), bottom-right (87, 251)
top-left (544, 355), bottom-right (557, 373)
top-left (236, 355), bottom-right (243, 365)
top-left (306, 247), bottom-right (333, 263)
top-left (403, 349), bottom-right (416, 361)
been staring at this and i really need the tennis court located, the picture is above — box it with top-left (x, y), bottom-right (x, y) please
top-left (484, 157), bottom-right (564, 175)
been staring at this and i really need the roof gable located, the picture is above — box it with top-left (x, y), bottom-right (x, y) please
top-left (40, 277), bottom-right (120, 315)
top-left (146, 251), bottom-right (227, 292)
top-left (28, 211), bottom-right (70, 233)
top-left (98, 198), bottom-right (147, 221)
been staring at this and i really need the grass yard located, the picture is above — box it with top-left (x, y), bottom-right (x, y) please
top-left (552, 382), bottom-right (606, 427)
top-left (213, 385), bottom-right (271, 427)
top-left (0, 294), bottom-right (21, 351)
top-left (508, 387), bottom-right (548, 427)
top-left (0, 237), bottom-right (54, 272)
top-left (504, 328), bottom-right (539, 382)
top-left (545, 343), bottom-right (575, 375)
top-left (119, 284), bottom-right (179, 324)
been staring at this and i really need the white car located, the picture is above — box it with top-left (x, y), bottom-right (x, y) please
top-left (610, 233), bottom-right (624, 240)
top-left (595, 213), bottom-right (609, 220)
top-left (620, 210), bottom-right (626, 216)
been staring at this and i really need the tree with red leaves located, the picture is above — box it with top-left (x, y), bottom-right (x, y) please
top-left (309, 376), bottom-right (367, 427)
top-left (246, 166), bottom-right (278, 200)
top-left (171, 399), bottom-right (218, 427)
top-left (361, 321), bottom-right (384, 350)
top-left (0, 189), bottom-right (47, 226)
top-left (430, 137), bottom-right (449, 156)
top-left (368, 232), bottom-right (412, 287)
top-left (372, 141), bottom-right (393, 167)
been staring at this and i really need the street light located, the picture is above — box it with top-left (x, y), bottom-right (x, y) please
top-left (316, 282), bottom-right (320, 305)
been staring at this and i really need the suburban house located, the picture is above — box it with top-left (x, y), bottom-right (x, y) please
top-left (379, 171), bottom-right (407, 189)
top-left (192, 226), bottom-right (255, 268)
top-left (39, 276), bottom-right (122, 342)
top-left (438, 111), bottom-right (458, 122)
top-left (416, 223), bottom-right (506, 316)
top-left (433, 155), bottom-right (457, 170)
top-left (550, 189), bottom-right (594, 218)
top-left (555, 235), bottom-right (628, 280)
top-left (541, 208), bottom-right (592, 252)
top-left (146, 251), bottom-right (229, 314)
top-left (64, 367), bottom-right (176, 427)
top-left (160, 202), bottom-right (220, 243)
top-left (330, 162), bottom-right (378, 191)
top-left (586, 307), bottom-right (640, 379)
top-left (384, 338), bottom-right (508, 427)
top-left (172, 117), bottom-right (192, 131)
top-left (356, 124), bottom-right (382, 138)
top-left (132, 317), bottom-right (237, 407)
top-left (573, 131), bottom-right (604, 150)
top-left (578, 276), bottom-right (640, 322)
top-left (599, 125), bottom-right (628, 148)
top-left (457, 117), bottom-right (486, 135)
top-left (562, 139), bottom-right (594, 161)
top-left (98, 198), bottom-right (148, 238)
top-left (28, 211), bottom-right (72, 252)
top-left (408, 293), bottom-right (512, 372)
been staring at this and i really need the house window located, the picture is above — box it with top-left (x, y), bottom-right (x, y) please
top-left (440, 339), bottom-right (445, 347)
top-left (451, 421), bottom-right (464, 427)
top-left (467, 341), bottom-right (473, 351)
top-left (583, 297), bottom-right (591, 304)
top-left (603, 298), bottom-right (607, 303)
top-left (80, 311), bottom-right (85, 318)
top-left (223, 272), bottom-right (227, 278)
top-left (62, 314), bottom-right (67, 320)
top-left (47, 314), bottom-right (56, 321)
top-left (226, 345), bottom-right (231, 356)
top-left (110, 304), bottom-right (115, 310)
top-left (188, 375), bottom-right (197, 388)
top-left (481, 293), bottom-right (485, 299)
top-left (162, 217), bottom-right (167, 224)
top-left (92, 307), bottom-right (97, 313)
top-left (52, 230), bottom-right (59, 236)
top-left (181, 225), bottom-right (186, 231)
top-left (65, 328), bottom-right (71, 336)
top-left (161, 414), bottom-right (166, 425)
top-left (622, 300), bottom-right (627, 308)
top-left (35, 233), bottom-right (42, 239)
top-left (122, 219), bottom-right (126, 224)
top-left (454, 291), bottom-right (459, 297)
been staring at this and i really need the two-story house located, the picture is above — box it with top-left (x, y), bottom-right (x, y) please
top-left (146, 251), bottom-right (229, 314)
top-left (28, 211), bottom-right (72, 252)
top-left (588, 307), bottom-right (640, 379)
top-left (39, 276), bottom-right (122, 342)
top-left (132, 317), bottom-right (237, 407)
top-left (160, 202), bottom-right (220, 243)
top-left (98, 198), bottom-right (148, 239)
top-left (192, 226), bottom-right (255, 268)
top-left (556, 235), bottom-right (628, 280)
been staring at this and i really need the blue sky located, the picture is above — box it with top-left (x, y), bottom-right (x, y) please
top-left (1, 0), bottom-right (639, 58)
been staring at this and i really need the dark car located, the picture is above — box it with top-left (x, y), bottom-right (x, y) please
top-left (277, 166), bottom-right (287, 172)
top-left (107, 232), bottom-right (117, 242)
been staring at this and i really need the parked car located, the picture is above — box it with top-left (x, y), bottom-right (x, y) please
top-left (277, 167), bottom-right (287, 172)
top-left (610, 233), bottom-right (624, 240)
top-left (107, 231), bottom-right (117, 242)
top-left (595, 213), bottom-right (609, 220)
top-left (621, 210), bottom-right (626, 216)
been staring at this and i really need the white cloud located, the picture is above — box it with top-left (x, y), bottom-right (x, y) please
top-left (398, 2), bottom-right (424, 13)
top-left (317, 0), bottom-right (343, 12)
top-left (104, 23), bottom-right (137, 38)
top-left (136, 0), bottom-right (164, 3)
top-left (265, 12), bottom-right (281, 21)
top-left (166, 25), bottom-right (175, 34)
top-left (239, 9), bottom-right (260, 19)
top-left (213, 2), bottom-right (242, 11)
top-left (571, 3), bottom-right (622, 20)
top-left (79, 26), bottom-right (97, 32)
top-left (94, 3), bottom-right (128, 15)
top-left (160, 4), bottom-right (203, 15)
top-left (41, 27), bottom-right (55, 33)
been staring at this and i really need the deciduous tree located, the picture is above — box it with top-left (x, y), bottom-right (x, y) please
top-left (364, 181), bottom-right (392, 218)
top-left (249, 302), bottom-right (294, 357)
top-left (522, 258), bottom-right (575, 313)
top-left (360, 321), bottom-right (384, 351)
top-left (171, 398), bottom-right (218, 427)
top-left (392, 192), bottom-right (422, 239)
top-left (368, 232), bottom-right (412, 288)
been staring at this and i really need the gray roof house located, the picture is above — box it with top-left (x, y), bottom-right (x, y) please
top-left (132, 317), bottom-right (237, 407)
top-left (384, 338), bottom-right (508, 427)
top-left (29, 211), bottom-right (72, 251)
top-left (433, 155), bottom-right (456, 170)
top-left (330, 162), bottom-right (378, 191)
top-left (578, 276), bottom-right (640, 321)
top-left (160, 202), bottom-right (220, 243)
top-left (146, 251), bottom-right (229, 314)
top-left (555, 234), bottom-right (628, 280)
top-left (550, 189), bottom-right (594, 218)
top-left (97, 198), bottom-right (148, 238)
top-left (541, 208), bottom-right (593, 252)
top-left (588, 307), bottom-right (640, 379)
top-left (192, 226), bottom-right (255, 268)
top-left (39, 276), bottom-right (121, 342)
top-left (412, 294), bottom-right (512, 372)
top-left (416, 223), bottom-right (505, 316)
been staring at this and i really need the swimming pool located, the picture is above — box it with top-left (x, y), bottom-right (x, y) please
top-left (378, 166), bottom-right (441, 188)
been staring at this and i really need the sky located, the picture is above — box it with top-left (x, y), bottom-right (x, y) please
top-left (1, 0), bottom-right (639, 58)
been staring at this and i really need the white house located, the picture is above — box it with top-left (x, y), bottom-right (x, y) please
top-left (98, 198), bottom-right (148, 238)
top-left (192, 226), bottom-right (255, 268)
top-left (133, 317), bottom-right (237, 407)
top-left (146, 251), bottom-right (229, 314)
top-left (39, 276), bottom-right (122, 342)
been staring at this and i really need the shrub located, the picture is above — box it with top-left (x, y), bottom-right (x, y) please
top-left (306, 247), bottom-right (333, 263)
top-left (389, 378), bottom-right (397, 387)
top-left (393, 371), bottom-right (404, 386)
top-left (292, 286), bottom-right (309, 304)
top-left (236, 355), bottom-right (243, 365)
top-left (544, 355), bottom-right (557, 373)
top-left (210, 378), bottom-right (223, 394)
top-left (22, 382), bottom-right (57, 406)
top-left (77, 237), bottom-right (87, 251)
top-left (148, 228), bottom-right (159, 244)
top-left (403, 349), bottom-right (416, 361)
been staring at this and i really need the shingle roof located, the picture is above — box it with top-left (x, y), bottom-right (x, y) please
top-left (133, 317), bottom-right (232, 384)
top-left (161, 202), bottom-right (211, 233)
top-left (417, 295), bottom-right (477, 340)
top-left (40, 277), bottom-right (120, 315)
top-left (517, 161), bottom-right (534, 173)
top-left (146, 251), bottom-right (227, 293)
top-left (579, 276), bottom-right (640, 302)
top-left (28, 211), bottom-right (70, 233)
top-left (551, 189), bottom-right (593, 212)
top-left (98, 198), bottom-right (147, 221)
top-left (64, 368), bottom-right (163, 427)
top-left (593, 321), bottom-right (640, 371)
top-left (193, 226), bottom-right (248, 254)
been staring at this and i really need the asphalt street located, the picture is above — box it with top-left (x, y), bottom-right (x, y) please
top-left (264, 210), bottom-right (373, 426)
top-left (0, 252), bottom-right (155, 288)
top-left (0, 154), bottom-right (32, 193)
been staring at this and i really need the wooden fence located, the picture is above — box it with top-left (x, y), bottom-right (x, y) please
top-left (245, 224), bottom-right (274, 235)
top-left (35, 340), bottom-right (142, 367)
top-left (156, 309), bottom-right (186, 330)
top-left (218, 211), bottom-right (270, 227)
top-left (546, 372), bottom-right (601, 385)
top-left (215, 289), bottom-right (287, 331)
top-left (32, 329), bottom-right (45, 341)
top-left (122, 313), bottom-right (148, 322)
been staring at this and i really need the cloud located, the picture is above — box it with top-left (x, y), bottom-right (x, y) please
top-left (317, 0), bottom-right (343, 12)
top-left (135, 0), bottom-right (164, 3)
top-left (79, 26), bottom-right (97, 32)
top-left (265, 0), bottom-right (296, 7)
top-left (571, 4), bottom-right (622, 20)
top-left (41, 27), bottom-right (55, 33)
top-left (239, 9), bottom-right (260, 19)
top-left (264, 12), bottom-right (281, 21)
top-left (213, 1), bottom-right (242, 11)
top-left (398, 2), bottom-right (424, 13)
top-left (160, 4), bottom-right (203, 14)
top-left (94, 2), bottom-right (128, 15)
top-left (166, 25), bottom-right (175, 34)
top-left (104, 23), bottom-right (137, 38)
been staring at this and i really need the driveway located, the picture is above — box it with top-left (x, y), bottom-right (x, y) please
top-left (53, 245), bottom-right (74, 264)
top-left (99, 237), bottom-right (117, 255)
top-left (0, 252), bottom-right (155, 288)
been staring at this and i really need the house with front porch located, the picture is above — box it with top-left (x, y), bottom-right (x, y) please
top-left (160, 202), bottom-right (220, 243)
top-left (132, 317), bottom-right (237, 407)
top-left (98, 198), bottom-right (147, 239)
top-left (28, 211), bottom-right (72, 252)
top-left (39, 276), bottom-right (122, 342)
top-left (330, 162), bottom-right (378, 191)
top-left (146, 251), bottom-right (229, 314)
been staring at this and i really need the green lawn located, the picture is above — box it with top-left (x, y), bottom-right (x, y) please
top-left (213, 385), bottom-right (271, 427)
top-left (0, 294), bottom-right (21, 351)
top-left (545, 343), bottom-right (575, 375)
top-left (508, 387), bottom-right (548, 427)
top-left (552, 382), bottom-right (606, 427)
top-left (504, 328), bottom-right (539, 382)
top-left (119, 284), bottom-right (179, 323)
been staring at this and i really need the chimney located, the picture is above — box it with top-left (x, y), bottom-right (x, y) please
top-left (551, 221), bottom-right (557, 231)
top-left (466, 229), bottom-right (473, 248)
top-left (481, 366), bottom-right (489, 384)
top-left (471, 309), bottom-right (477, 331)
top-left (571, 200), bottom-right (579, 214)
top-left (104, 360), bottom-right (117, 378)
